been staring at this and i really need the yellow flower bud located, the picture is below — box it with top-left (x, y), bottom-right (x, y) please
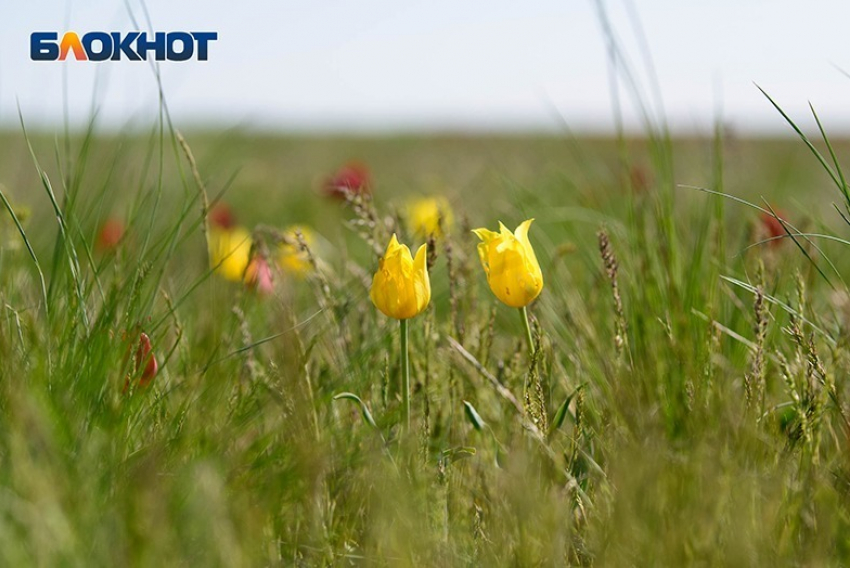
top-left (277, 225), bottom-right (316, 277)
top-left (406, 196), bottom-right (454, 238)
top-left (208, 226), bottom-right (251, 282)
top-left (370, 234), bottom-right (431, 320)
top-left (472, 219), bottom-right (543, 308)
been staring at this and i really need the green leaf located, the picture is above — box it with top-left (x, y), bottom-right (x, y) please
top-left (548, 384), bottom-right (585, 436)
top-left (333, 392), bottom-right (378, 430)
top-left (463, 400), bottom-right (486, 431)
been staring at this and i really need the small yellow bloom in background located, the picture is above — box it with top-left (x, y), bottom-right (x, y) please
top-left (278, 225), bottom-right (316, 277)
top-left (370, 234), bottom-right (431, 320)
top-left (406, 196), bottom-right (454, 238)
top-left (473, 219), bottom-right (543, 308)
top-left (208, 226), bottom-right (251, 281)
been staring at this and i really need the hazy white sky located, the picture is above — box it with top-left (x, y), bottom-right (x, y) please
top-left (2, 0), bottom-right (850, 134)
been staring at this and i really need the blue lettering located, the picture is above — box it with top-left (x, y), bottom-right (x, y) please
top-left (166, 32), bottom-right (193, 61)
top-left (82, 31), bottom-right (111, 61)
top-left (136, 31), bottom-right (166, 61)
top-left (111, 31), bottom-right (141, 61)
top-left (31, 32), bottom-right (59, 61)
top-left (191, 32), bottom-right (217, 61)
top-left (33, 30), bottom-right (218, 61)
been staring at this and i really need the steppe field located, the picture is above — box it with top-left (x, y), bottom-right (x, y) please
top-left (1, 125), bottom-right (850, 565)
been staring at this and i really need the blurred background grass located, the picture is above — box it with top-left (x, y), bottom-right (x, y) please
top-left (2, 130), bottom-right (841, 259)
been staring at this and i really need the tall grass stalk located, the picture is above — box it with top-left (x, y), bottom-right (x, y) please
top-left (400, 317), bottom-right (411, 431)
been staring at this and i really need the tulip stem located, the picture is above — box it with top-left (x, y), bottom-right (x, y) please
top-left (400, 318), bottom-right (411, 431)
top-left (519, 306), bottom-right (535, 355)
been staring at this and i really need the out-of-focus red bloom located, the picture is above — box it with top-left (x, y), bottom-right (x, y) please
top-left (209, 202), bottom-right (236, 230)
top-left (97, 218), bottom-right (124, 251)
top-left (759, 209), bottom-right (789, 247)
top-left (135, 333), bottom-right (158, 385)
top-left (124, 331), bottom-right (158, 392)
top-left (244, 255), bottom-right (274, 295)
top-left (323, 162), bottom-right (371, 199)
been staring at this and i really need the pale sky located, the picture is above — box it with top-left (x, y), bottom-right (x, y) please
top-left (2, 0), bottom-right (850, 134)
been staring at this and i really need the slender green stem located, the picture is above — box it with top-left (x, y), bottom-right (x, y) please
top-left (519, 306), bottom-right (534, 355)
top-left (400, 318), bottom-right (411, 430)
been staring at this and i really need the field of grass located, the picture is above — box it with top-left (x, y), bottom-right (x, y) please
top-left (2, 124), bottom-right (850, 565)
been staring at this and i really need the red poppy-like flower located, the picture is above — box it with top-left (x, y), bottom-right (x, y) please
top-left (322, 162), bottom-right (371, 199)
top-left (759, 209), bottom-right (789, 247)
top-left (135, 333), bottom-right (158, 385)
top-left (124, 332), bottom-right (158, 392)
top-left (97, 218), bottom-right (124, 251)
top-left (209, 202), bottom-right (236, 230)
top-left (244, 255), bottom-right (274, 295)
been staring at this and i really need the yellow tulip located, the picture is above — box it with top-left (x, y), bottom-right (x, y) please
top-left (406, 196), bottom-right (454, 238)
top-left (472, 219), bottom-right (543, 308)
top-left (370, 234), bottom-right (431, 320)
top-left (208, 226), bottom-right (251, 281)
top-left (278, 225), bottom-right (315, 277)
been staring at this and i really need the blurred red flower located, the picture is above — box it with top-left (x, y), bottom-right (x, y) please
top-left (96, 218), bottom-right (124, 251)
top-left (209, 201), bottom-right (236, 230)
top-left (323, 162), bottom-right (371, 199)
top-left (123, 331), bottom-right (158, 392)
top-left (759, 209), bottom-right (789, 247)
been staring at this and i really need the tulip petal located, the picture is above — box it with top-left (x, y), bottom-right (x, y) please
top-left (413, 243), bottom-right (431, 313)
top-left (472, 228), bottom-right (499, 243)
top-left (371, 236), bottom-right (431, 319)
top-left (386, 233), bottom-right (401, 255)
top-left (472, 219), bottom-right (543, 308)
top-left (514, 218), bottom-right (534, 245)
top-left (515, 219), bottom-right (542, 280)
top-left (476, 242), bottom-right (490, 276)
top-left (413, 243), bottom-right (428, 275)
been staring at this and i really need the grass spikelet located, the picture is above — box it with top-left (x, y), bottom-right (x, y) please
top-left (597, 227), bottom-right (627, 358)
top-left (524, 331), bottom-right (548, 432)
top-left (233, 304), bottom-right (261, 388)
top-left (745, 262), bottom-right (768, 414)
top-left (444, 236), bottom-right (464, 342)
top-left (472, 500), bottom-right (485, 562)
top-left (426, 234), bottom-right (437, 272)
top-left (176, 131), bottom-right (211, 243)
top-left (343, 189), bottom-right (384, 257)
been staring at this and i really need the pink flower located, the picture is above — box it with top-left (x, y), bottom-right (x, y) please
top-left (244, 255), bottom-right (275, 295)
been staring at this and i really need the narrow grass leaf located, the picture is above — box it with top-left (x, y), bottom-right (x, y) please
top-left (333, 392), bottom-right (379, 430)
top-left (463, 400), bottom-right (486, 431)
